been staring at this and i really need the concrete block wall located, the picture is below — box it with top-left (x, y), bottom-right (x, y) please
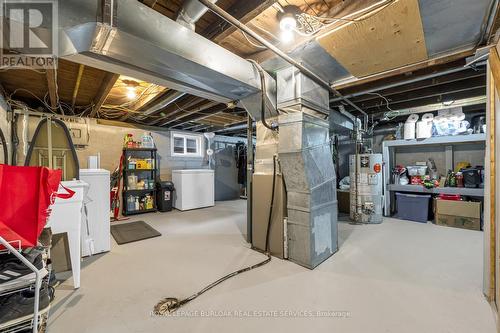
top-left (13, 116), bottom-right (212, 180)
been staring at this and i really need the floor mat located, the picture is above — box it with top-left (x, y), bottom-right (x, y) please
top-left (111, 221), bottom-right (161, 245)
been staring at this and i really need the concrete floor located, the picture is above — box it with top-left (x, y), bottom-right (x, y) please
top-left (48, 200), bottom-right (496, 333)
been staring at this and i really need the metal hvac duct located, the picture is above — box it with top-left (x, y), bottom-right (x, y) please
top-left (276, 67), bottom-right (338, 269)
top-left (54, 0), bottom-right (276, 120)
top-left (176, 0), bottom-right (218, 30)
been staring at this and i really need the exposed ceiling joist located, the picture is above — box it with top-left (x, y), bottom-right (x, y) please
top-left (149, 96), bottom-right (205, 126)
top-left (345, 86), bottom-right (486, 114)
top-left (46, 68), bottom-right (58, 112)
top-left (202, 0), bottom-right (276, 41)
top-left (90, 73), bottom-right (120, 118)
top-left (133, 90), bottom-right (187, 121)
top-left (161, 100), bottom-right (220, 127)
top-left (169, 104), bottom-right (229, 128)
top-left (343, 70), bottom-right (486, 106)
top-left (333, 49), bottom-right (475, 90)
top-left (70, 64), bottom-right (85, 109)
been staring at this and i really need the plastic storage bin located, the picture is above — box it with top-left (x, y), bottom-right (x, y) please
top-left (407, 165), bottom-right (427, 176)
top-left (395, 192), bottom-right (431, 223)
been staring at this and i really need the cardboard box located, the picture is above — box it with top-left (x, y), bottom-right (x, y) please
top-left (434, 199), bottom-right (481, 231)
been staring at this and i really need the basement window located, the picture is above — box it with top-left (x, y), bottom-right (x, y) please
top-left (171, 132), bottom-right (203, 157)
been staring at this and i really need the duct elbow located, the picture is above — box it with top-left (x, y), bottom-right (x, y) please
top-left (176, 0), bottom-right (218, 30)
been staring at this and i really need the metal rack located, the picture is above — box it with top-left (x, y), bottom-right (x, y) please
top-left (382, 134), bottom-right (486, 216)
top-left (122, 147), bottom-right (158, 216)
top-left (0, 237), bottom-right (48, 333)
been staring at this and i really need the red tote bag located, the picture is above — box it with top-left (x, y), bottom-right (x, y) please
top-left (0, 164), bottom-right (62, 248)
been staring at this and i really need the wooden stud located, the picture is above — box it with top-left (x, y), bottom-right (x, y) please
top-left (489, 47), bottom-right (500, 303)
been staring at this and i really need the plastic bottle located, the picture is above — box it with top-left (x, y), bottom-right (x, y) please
top-left (456, 172), bottom-right (464, 188)
top-left (141, 132), bottom-right (154, 148)
top-left (127, 196), bottom-right (135, 211)
top-left (135, 197), bottom-right (140, 211)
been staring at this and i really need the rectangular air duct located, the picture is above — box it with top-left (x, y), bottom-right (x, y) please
top-left (51, 0), bottom-right (277, 120)
top-left (277, 67), bottom-right (338, 269)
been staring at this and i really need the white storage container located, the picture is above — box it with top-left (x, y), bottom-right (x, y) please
top-left (407, 165), bottom-right (428, 176)
top-left (172, 169), bottom-right (214, 211)
top-left (46, 180), bottom-right (88, 289)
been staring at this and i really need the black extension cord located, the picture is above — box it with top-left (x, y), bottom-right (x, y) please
top-left (153, 155), bottom-right (278, 315)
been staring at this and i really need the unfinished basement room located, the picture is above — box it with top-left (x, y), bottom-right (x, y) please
top-left (1, 0), bottom-right (500, 332)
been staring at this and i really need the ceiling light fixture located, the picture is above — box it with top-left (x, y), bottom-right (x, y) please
top-left (280, 30), bottom-right (295, 43)
top-left (277, 5), bottom-right (300, 42)
top-left (279, 13), bottom-right (297, 32)
top-left (122, 79), bottom-right (140, 100)
top-left (126, 86), bottom-right (137, 100)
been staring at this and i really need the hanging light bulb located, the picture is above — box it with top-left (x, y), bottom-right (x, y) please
top-left (277, 5), bottom-right (299, 43)
top-left (279, 13), bottom-right (297, 32)
top-left (126, 86), bottom-right (137, 99)
top-left (280, 29), bottom-right (295, 43)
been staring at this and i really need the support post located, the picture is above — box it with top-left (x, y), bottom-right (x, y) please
top-left (246, 115), bottom-right (253, 243)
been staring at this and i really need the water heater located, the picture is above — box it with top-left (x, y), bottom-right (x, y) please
top-left (349, 154), bottom-right (383, 224)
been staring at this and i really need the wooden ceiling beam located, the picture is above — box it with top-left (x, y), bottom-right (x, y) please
top-left (90, 73), bottom-right (119, 118)
top-left (70, 64), bottom-right (85, 110)
top-left (334, 49), bottom-right (475, 91)
top-left (343, 84), bottom-right (486, 114)
top-left (160, 100), bottom-right (220, 127)
top-left (201, 0), bottom-right (276, 42)
top-left (147, 95), bottom-right (203, 125)
top-left (168, 103), bottom-right (229, 128)
top-left (46, 67), bottom-right (58, 112)
top-left (119, 85), bottom-right (167, 121)
top-left (345, 70), bottom-right (486, 105)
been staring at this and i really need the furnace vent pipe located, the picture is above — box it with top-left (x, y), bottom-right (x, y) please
top-left (177, 0), bottom-right (218, 30)
top-left (196, 0), bottom-right (368, 131)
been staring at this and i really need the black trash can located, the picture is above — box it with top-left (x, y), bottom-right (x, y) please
top-left (156, 181), bottom-right (175, 212)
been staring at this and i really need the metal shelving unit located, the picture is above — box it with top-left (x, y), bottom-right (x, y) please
top-left (382, 134), bottom-right (486, 216)
top-left (122, 148), bottom-right (158, 216)
top-left (387, 184), bottom-right (484, 196)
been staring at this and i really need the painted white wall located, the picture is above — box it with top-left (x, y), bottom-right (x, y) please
top-left (13, 115), bottom-right (210, 180)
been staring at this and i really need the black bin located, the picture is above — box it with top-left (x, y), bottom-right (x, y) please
top-left (156, 181), bottom-right (175, 212)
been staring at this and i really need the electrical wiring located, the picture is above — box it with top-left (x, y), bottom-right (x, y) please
top-left (364, 92), bottom-right (404, 121)
top-left (249, 22), bottom-right (282, 43)
top-left (284, 0), bottom-right (397, 37)
top-left (7, 87), bottom-right (93, 118)
top-left (239, 30), bottom-right (268, 50)
top-left (366, 92), bottom-right (394, 112)
top-left (309, 0), bottom-right (396, 23)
